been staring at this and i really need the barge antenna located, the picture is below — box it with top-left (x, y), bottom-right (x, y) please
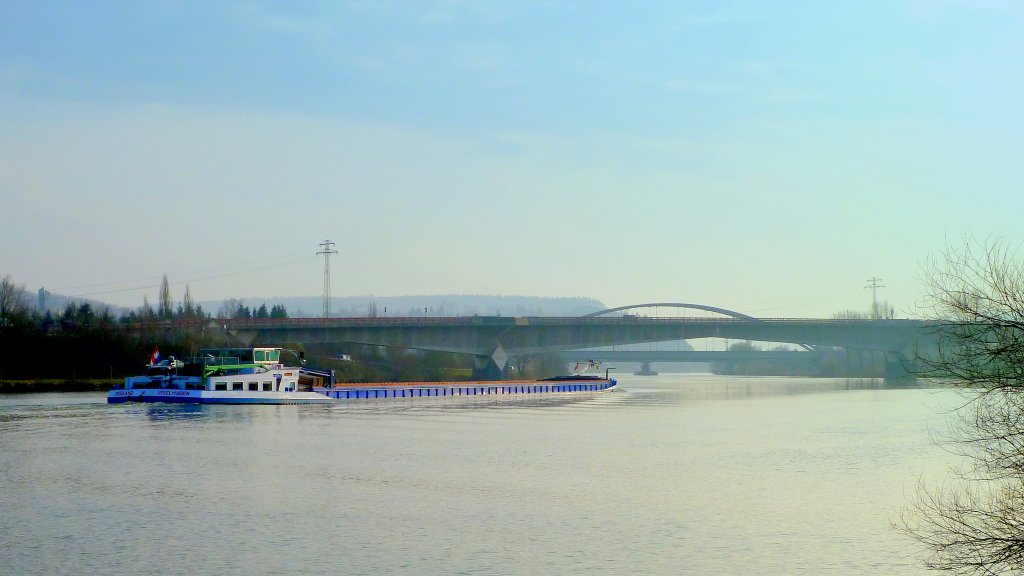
top-left (317, 240), bottom-right (338, 318)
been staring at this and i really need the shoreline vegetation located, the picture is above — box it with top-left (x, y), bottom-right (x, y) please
top-left (0, 275), bottom-right (583, 393)
top-left (0, 274), bottom-right (897, 393)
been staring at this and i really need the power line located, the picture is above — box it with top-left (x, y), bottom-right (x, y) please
top-left (54, 255), bottom-right (305, 292)
top-left (65, 258), bottom-right (308, 298)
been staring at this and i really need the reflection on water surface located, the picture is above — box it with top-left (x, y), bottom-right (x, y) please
top-left (0, 375), bottom-right (958, 575)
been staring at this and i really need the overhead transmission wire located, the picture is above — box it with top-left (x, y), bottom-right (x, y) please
top-left (59, 257), bottom-right (309, 298)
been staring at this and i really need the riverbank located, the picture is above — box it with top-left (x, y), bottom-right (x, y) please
top-left (0, 379), bottom-right (119, 393)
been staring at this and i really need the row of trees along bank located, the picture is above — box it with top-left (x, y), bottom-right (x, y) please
top-left (0, 274), bottom-right (289, 387)
top-left (0, 274), bottom-right (565, 389)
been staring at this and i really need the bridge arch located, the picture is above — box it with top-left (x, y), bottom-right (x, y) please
top-left (585, 303), bottom-right (816, 351)
top-left (584, 302), bottom-right (759, 320)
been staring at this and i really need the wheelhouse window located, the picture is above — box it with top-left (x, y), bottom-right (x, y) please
top-left (251, 349), bottom-right (281, 364)
top-left (232, 382), bottom-right (243, 391)
top-left (215, 383), bottom-right (227, 391)
top-left (262, 382), bottom-right (272, 391)
top-left (248, 382), bottom-right (258, 391)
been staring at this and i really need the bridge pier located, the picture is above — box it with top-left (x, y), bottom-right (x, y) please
top-left (634, 362), bottom-right (658, 376)
top-left (471, 356), bottom-right (504, 380)
top-left (884, 351), bottom-right (916, 381)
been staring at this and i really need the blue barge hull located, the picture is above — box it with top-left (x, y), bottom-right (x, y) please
top-left (315, 378), bottom-right (617, 400)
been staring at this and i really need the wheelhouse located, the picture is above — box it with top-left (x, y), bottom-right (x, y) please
top-left (109, 346), bottom-right (335, 404)
top-left (200, 347), bottom-right (284, 367)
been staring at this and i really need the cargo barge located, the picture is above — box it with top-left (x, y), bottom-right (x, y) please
top-left (108, 346), bottom-right (617, 404)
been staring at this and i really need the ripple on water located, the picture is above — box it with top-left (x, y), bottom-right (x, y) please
top-left (1, 375), bottom-right (956, 576)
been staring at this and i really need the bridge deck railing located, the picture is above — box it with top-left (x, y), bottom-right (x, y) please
top-left (139, 316), bottom-right (927, 330)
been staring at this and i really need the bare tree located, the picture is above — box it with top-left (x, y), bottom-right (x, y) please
top-left (139, 296), bottom-right (155, 321)
top-left (158, 274), bottom-right (173, 319)
top-left (218, 298), bottom-right (242, 319)
top-left (0, 274), bottom-right (27, 321)
top-left (182, 284), bottom-right (195, 318)
top-left (871, 298), bottom-right (895, 319)
top-left (900, 237), bottom-right (1024, 574)
top-left (832, 309), bottom-right (870, 320)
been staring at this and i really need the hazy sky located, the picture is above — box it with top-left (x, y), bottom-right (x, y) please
top-left (2, 1), bottom-right (1023, 317)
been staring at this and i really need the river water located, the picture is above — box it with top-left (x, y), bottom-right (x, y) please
top-left (0, 374), bottom-right (962, 575)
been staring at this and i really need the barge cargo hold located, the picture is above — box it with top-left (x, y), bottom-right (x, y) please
top-left (315, 377), bottom-right (617, 400)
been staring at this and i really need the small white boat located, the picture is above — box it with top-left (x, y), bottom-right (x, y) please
top-left (107, 347), bottom-right (334, 404)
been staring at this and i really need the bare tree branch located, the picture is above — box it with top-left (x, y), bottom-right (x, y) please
top-left (901, 236), bottom-right (1024, 573)
top-left (0, 274), bottom-right (28, 322)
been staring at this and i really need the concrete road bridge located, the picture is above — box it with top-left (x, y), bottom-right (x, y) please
top-left (213, 303), bottom-right (938, 379)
